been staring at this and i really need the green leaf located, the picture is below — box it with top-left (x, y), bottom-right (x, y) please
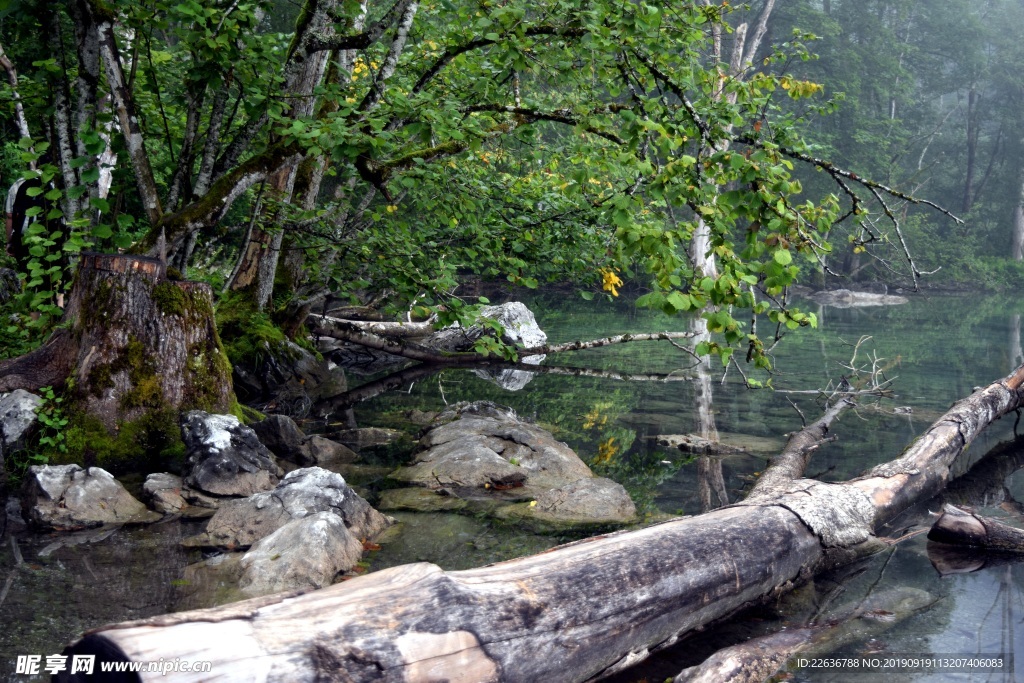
top-left (773, 249), bottom-right (792, 266)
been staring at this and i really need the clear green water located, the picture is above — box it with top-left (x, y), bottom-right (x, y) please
top-left (2, 289), bottom-right (1024, 681)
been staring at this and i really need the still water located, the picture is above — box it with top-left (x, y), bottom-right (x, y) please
top-left (2, 289), bottom-right (1024, 681)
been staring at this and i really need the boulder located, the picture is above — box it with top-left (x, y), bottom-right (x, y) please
top-left (529, 477), bottom-right (637, 524)
top-left (180, 411), bottom-right (282, 498)
top-left (21, 464), bottom-right (160, 530)
top-left (395, 402), bottom-right (593, 491)
top-left (0, 389), bottom-right (43, 456)
top-left (332, 427), bottom-right (404, 451)
top-left (424, 301), bottom-right (547, 354)
top-left (232, 340), bottom-right (331, 407)
top-left (253, 414), bottom-right (358, 466)
top-left (142, 473), bottom-right (186, 514)
top-left (252, 414), bottom-right (309, 463)
top-left (238, 511), bottom-right (364, 596)
top-left (390, 402), bottom-right (638, 529)
top-left (305, 435), bottom-right (358, 466)
top-left (187, 467), bottom-right (391, 549)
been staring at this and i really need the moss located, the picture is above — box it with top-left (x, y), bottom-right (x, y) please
top-left (54, 409), bottom-right (185, 474)
top-left (152, 281), bottom-right (188, 316)
top-left (217, 290), bottom-right (290, 367)
top-left (87, 363), bottom-right (114, 397)
top-left (231, 401), bottom-right (266, 424)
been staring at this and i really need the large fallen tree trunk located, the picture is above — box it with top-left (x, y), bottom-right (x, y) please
top-left (61, 363), bottom-right (1024, 682)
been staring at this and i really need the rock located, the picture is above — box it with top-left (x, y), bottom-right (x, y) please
top-left (187, 467), bottom-right (391, 549)
top-left (5, 495), bottom-right (26, 534)
top-left (142, 473), bottom-right (186, 514)
top-left (0, 267), bottom-right (19, 305)
top-left (532, 478), bottom-right (637, 523)
top-left (377, 487), bottom-right (469, 513)
top-left (332, 427), bottom-right (404, 450)
top-left (425, 301), bottom-right (547, 354)
top-left (21, 464), bottom-right (160, 530)
top-left (238, 511), bottom-right (364, 596)
top-left (232, 340), bottom-right (331, 408)
top-left (806, 288), bottom-right (909, 308)
top-left (658, 434), bottom-right (745, 455)
top-left (305, 435), bottom-right (358, 466)
top-left (252, 414), bottom-right (309, 463)
top-left (0, 389), bottom-right (43, 456)
top-left (390, 402), bottom-right (638, 530)
top-left (180, 411), bottom-right (282, 498)
top-left (253, 414), bottom-right (358, 466)
top-left (396, 402), bottom-right (592, 490)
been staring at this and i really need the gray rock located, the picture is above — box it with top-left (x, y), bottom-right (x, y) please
top-left (253, 414), bottom-right (358, 466)
top-left (306, 435), bottom-right (358, 466)
top-left (188, 466), bottom-right (391, 549)
top-left (232, 340), bottom-right (331, 408)
top-left (425, 301), bottom-right (547, 354)
top-left (253, 414), bottom-right (310, 464)
top-left (531, 477), bottom-right (637, 523)
top-left (238, 511), bottom-right (363, 596)
top-left (377, 487), bottom-right (469, 513)
top-left (332, 427), bottom-right (404, 450)
top-left (0, 267), bottom-right (19, 305)
top-left (21, 464), bottom-right (160, 530)
top-left (5, 495), bottom-right (26, 533)
top-left (142, 473), bottom-right (186, 514)
top-left (181, 411), bottom-right (282, 498)
top-left (0, 389), bottom-right (43, 456)
top-left (391, 402), bottom-right (637, 529)
top-left (396, 402), bottom-right (592, 490)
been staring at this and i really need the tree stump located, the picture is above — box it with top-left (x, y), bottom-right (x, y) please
top-left (0, 253), bottom-right (235, 468)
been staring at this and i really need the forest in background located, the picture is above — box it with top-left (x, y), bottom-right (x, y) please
top-left (0, 0), bottom-right (1018, 370)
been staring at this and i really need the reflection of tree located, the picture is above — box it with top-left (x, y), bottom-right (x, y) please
top-left (1011, 314), bottom-right (1023, 374)
top-left (691, 316), bottom-right (729, 512)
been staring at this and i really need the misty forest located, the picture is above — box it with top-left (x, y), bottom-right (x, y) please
top-left (1, 0), bottom-right (1024, 681)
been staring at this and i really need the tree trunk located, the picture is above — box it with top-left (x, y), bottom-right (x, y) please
top-left (60, 362), bottom-right (1024, 681)
top-left (0, 253), bottom-right (234, 433)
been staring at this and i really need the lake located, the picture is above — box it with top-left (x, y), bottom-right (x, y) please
top-left (2, 288), bottom-right (1024, 681)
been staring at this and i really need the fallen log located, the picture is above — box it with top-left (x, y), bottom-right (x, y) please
top-left (60, 363), bottom-right (1024, 682)
top-left (926, 504), bottom-right (1024, 552)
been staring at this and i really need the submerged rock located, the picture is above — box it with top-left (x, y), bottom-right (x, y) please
top-left (390, 402), bottom-right (636, 527)
top-left (238, 511), bottom-right (364, 596)
top-left (142, 473), bottom-right (186, 514)
top-left (21, 464), bottom-right (160, 530)
top-left (254, 413), bottom-right (358, 466)
top-left (806, 288), bottom-right (909, 308)
top-left (186, 466), bottom-right (391, 549)
top-left (180, 411), bottom-right (282, 498)
top-left (397, 402), bottom-right (592, 491)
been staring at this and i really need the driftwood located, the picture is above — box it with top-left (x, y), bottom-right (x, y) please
top-left (927, 504), bottom-right (1024, 552)
top-left (60, 363), bottom-right (1024, 682)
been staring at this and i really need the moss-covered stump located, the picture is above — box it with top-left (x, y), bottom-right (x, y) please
top-left (0, 253), bottom-right (236, 469)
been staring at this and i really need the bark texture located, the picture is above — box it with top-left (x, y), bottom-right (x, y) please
top-left (0, 253), bottom-right (234, 431)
